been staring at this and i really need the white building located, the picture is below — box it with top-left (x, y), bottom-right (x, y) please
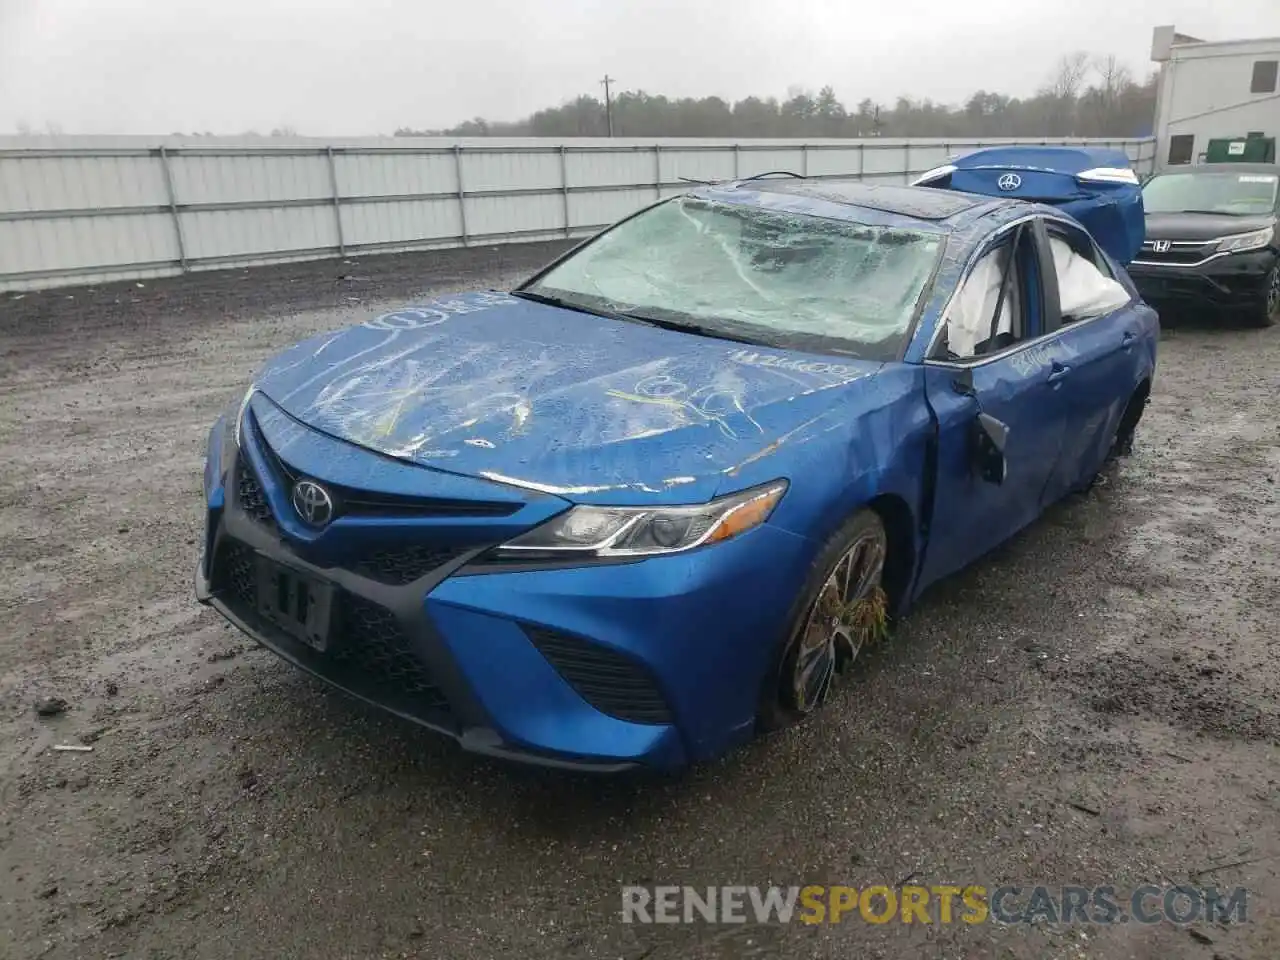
top-left (1151, 24), bottom-right (1280, 168)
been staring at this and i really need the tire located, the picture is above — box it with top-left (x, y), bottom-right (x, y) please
top-left (1246, 261), bottom-right (1280, 328)
top-left (758, 509), bottom-right (888, 731)
top-left (1109, 382), bottom-right (1149, 461)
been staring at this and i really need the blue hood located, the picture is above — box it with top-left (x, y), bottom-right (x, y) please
top-left (251, 291), bottom-right (882, 504)
top-left (916, 146), bottom-right (1145, 266)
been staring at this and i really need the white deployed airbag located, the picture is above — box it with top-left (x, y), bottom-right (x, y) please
top-left (945, 245), bottom-right (1016, 357)
top-left (1050, 237), bottom-right (1130, 320)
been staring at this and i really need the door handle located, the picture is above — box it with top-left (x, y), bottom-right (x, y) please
top-left (1047, 363), bottom-right (1072, 384)
top-left (1121, 330), bottom-right (1137, 350)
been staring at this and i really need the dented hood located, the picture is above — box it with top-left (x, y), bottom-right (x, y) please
top-left (251, 291), bottom-right (882, 503)
top-left (916, 146), bottom-right (1146, 266)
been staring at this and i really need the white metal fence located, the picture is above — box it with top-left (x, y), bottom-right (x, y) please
top-left (0, 135), bottom-right (1157, 292)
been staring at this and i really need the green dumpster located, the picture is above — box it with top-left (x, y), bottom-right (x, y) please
top-left (1204, 135), bottom-right (1276, 164)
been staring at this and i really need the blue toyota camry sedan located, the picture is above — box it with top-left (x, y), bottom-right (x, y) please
top-left (196, 146), bottom-right (1158, 772)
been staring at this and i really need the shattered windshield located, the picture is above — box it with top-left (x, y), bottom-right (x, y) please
top-left (523, 196), bottom-right (944, 358)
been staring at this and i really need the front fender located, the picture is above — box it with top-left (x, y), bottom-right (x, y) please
top-left (719, 364), bottom-right (933, 595)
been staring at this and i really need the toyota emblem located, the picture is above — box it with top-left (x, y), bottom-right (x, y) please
top-left (291, 479), bottom-right (335, 527)
top-left (997, 173), bottom-right (1022, 192)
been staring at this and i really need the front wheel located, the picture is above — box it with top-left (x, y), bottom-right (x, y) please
top-left (759, 509), bottom-right (888, 731)
top-left (1246, 261), bottom-right (1280, 328)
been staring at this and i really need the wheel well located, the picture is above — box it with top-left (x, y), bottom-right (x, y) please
top-left (1119, 378), bottom-right (1151, 437)
top-left (868, 494), bottom-right (916, 616)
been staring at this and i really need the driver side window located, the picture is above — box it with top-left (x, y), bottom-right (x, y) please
top-left (935, 228), bottom-right (1033, 360)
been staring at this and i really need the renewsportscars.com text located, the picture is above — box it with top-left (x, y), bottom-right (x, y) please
top-left (621, 884), bottom-right (1249, 926)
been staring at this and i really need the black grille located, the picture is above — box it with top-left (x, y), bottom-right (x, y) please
top-left (249, 410), bottom-right (519, 520)
top-left (1138, 241), bottom-right (1217, 264)
top-left (236, 460), bottom-right (276, 529)
top-left (222, 540), bottom-right (257, 604)
top-left (525, 626), bottom-right (672, 725)
top-left (352, 544), bottom-right (463, 586)
top-left (332, 595), bottom-right (449, 708)
top-left (213, 540), bottom-right (449, 714)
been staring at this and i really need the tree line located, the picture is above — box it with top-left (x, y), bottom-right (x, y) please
top-left (397, 53), bottom-right (1157, 140)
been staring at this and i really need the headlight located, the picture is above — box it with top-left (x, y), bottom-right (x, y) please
top-left (493, 480), bottom-right (788, 560)
top-left (218, 384), bottom-right (255, 472)
top-left (1217, 227), bottom-right (1273, 254)
top-left (232, 384), bottom-right (255, 447)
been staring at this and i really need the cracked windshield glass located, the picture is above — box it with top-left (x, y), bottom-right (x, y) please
top-left (529, 196), bottom-right (943, 357)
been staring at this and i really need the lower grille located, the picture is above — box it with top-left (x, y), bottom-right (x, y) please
top-left (525, 626), bottom-right (673, 725)
top-left (223, 541), bottom-right (257, 605)
top-left (352, 544), bottom-right (463, 586)
top-left (213, 540), bottom-right (449, 714)
top-left (331, 595), bottom-right (449, 708)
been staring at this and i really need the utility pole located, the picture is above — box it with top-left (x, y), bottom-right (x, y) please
top-left (600, 75), bottom-right (616, 137)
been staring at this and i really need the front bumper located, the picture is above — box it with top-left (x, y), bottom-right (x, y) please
top-left (196, 407), bottom-right (814, 772)
top-left (1128, 249), bottom-right (1276, 313)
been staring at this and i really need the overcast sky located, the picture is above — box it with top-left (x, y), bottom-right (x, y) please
top-left (2, 0), bottom-right (1279, 136)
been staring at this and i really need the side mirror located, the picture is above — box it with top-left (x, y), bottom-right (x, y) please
top-left (969, 412), bottom-right (1009, 485)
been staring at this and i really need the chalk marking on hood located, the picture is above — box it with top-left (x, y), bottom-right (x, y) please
top-left (725, 412), bottom-right (836, 475)
top-left (479, 471), bottom-right (624, 496)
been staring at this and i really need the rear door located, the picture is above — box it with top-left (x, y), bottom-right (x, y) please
top-left (918, 221), bottom-right (1069, 586)
top-left (1033, 218), bottom-right (1145, 503)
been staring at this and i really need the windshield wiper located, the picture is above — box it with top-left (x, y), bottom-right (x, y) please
top-left (512, 290), bottom-right (762, 344)
top-left (620, 310), bottom-right (762, 345)
top-left (509, 289), bottom-right (636, 323)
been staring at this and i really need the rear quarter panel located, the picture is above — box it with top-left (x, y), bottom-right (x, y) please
top-left (1113, 256), bottom-right (1161, 387)
top-left (1134, 298), bottom-right (1160, 385)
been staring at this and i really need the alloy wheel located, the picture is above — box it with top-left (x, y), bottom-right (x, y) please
top-left (787, 527), bottom-right (887, 713)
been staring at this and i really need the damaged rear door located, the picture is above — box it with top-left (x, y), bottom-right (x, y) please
top-left (917, 220), bottom-right (1069, 586)
top-left (1033, 216), bottom-right (1148, 502)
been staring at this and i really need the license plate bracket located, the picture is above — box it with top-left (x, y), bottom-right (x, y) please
top-left (254, 555), bottom-right (335, 652)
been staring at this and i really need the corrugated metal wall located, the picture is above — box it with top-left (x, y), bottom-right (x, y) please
top-left (0, 135), bottom-right (1157, 292)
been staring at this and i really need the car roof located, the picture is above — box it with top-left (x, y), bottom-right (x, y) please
top-left (749, 179), bottom-right (992, 220)
top-left (693, 177), bottom-right (1017, 231)
top-left (1152, 163), bottom-right (1280, 176)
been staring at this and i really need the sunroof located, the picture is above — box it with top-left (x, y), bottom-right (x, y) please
top-left (752, 180), bottom-right (985, 220)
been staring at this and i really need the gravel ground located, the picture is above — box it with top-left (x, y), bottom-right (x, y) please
top-left (1, 247), bottom-right (1278, 960)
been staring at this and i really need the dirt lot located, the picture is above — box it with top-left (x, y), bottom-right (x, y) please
top-left (1, 247), bottom-right (1278, 960)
